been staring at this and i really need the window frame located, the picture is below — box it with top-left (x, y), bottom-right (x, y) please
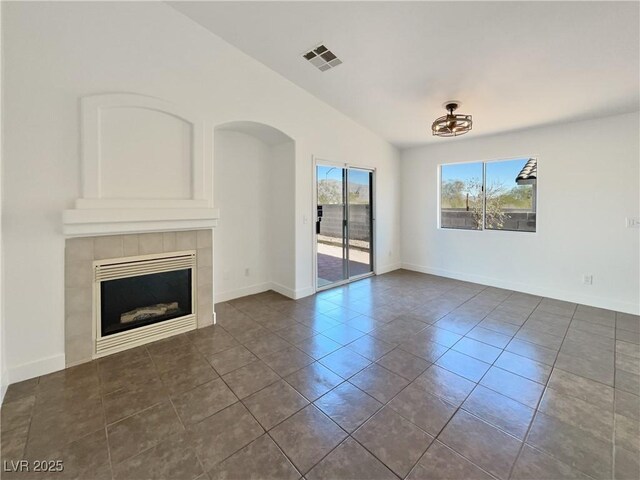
top-left (437, 156), bottom-right (538, 234)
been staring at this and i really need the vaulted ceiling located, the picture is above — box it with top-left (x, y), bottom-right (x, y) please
top-left (170, 1), bottom-right (640, 148)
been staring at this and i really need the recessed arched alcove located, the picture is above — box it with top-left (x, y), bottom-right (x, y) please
top-left (213, 121), bottom-right (296, 302)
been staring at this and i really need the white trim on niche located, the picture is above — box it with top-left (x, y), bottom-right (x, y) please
top-left (80, 93), bottom-right (212, 205)
top-left (64, 93), bottom-right (218, 236)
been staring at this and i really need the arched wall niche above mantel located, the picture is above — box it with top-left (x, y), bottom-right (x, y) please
top-left (79, 93), bottom-right (212, 206)
top-left (64, 93), bottom-right (218, 236)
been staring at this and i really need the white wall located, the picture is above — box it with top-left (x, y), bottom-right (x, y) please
top-left (214, 130), bottom-right (271, 300)
top-left (269, 141), bottom-right (296, 293)
top-left (401, 112), bottom-right (640, 314)
top-left (0, 0), bottom-right (6, 403)
top-left (100, 107), bottom-right (194, 200)
top-left (213, 129), bottom-right (296, 302)
top-left (1, 2), bottom-right (401, 384)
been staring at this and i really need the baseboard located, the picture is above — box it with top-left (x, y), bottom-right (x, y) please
top-left (267, 281), bottom-right (295, 299)
top-left (215, 282), bottom-right (272, 303)
top-left (215, 281), bottom-right (305, 303)
top-left (401, 263), bottom-right (640, 315)
top-left (6, 353), bottom-right (66, 386)
top-left (292, 285), bottom-right (315, 300)
top-left (376, 262), bottom-right (402, 275)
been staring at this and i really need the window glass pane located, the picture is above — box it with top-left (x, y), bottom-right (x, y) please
top-left (317, 165), bottom-right (347, 286)
top-left (440, 162), bottom-right (484, 230)
top-left (484, 158), bottom-right (537, 232)
top-left (347, 168), bottom-right (373, 277)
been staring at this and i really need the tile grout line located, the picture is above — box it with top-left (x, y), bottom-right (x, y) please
top-left (398, 287), bottom-right (498, 477)
top-left (102, 344), bottom-right (196, 472)
top-left (227, 280), bottom-right (435, 478)
top-left (19, 367), bottom-right (109, 469)
top-left (348, 284), bottom-right (503, 479)
top-left (17, 380), bottom-right (38, 463)
top-left (96, 381), bottom-right (115, 480)
top-left (212, 300), bottom-right (359, 478)
top-left (8, 276), bottom-right (634, 480)
top-left (179, 286), bottom-right (624, 478)
top-left (181, 329), bottom-right (282, 477)
top-left (241, 288), bottom-right (606, 480)
top-left (107, 335), bottom-right (239, 472)
top-left (507, 302), bottom-right (591, 480)
top-left (410, 290), bottom-right (544, 480)
top-left (423, 291), bottom-right (542, 396)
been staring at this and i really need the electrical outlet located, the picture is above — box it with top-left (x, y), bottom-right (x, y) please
top-left (245, 268), bottom-right (250, 277)
top-left (583, 274), bottom-right (593, 285)
top-left (626, 217), bottom-right (640, 228)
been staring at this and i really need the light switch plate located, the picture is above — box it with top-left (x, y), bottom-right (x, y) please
top-left (626, 217), bottom-right (640, 228)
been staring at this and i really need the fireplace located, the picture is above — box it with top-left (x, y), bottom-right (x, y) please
top-left (64, 230), bottom-right (213, 367)
top-left (100, 269), bottom-right (193, 336)
top-left (94, 250), bottom-right (198, 357)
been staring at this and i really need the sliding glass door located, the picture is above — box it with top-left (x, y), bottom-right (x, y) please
top-left (316, 164), bottom-right (374, 289)
top-left (347, 168), bottom-right (373, 279)
top-left (316, 165), bottom-right (348, 287)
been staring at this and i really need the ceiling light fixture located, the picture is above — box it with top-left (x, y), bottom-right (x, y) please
top-left (432, 101), bottom-right (473, 137)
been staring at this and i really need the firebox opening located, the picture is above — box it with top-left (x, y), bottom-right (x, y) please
top-left (100, 269), bottom-right (193, 337)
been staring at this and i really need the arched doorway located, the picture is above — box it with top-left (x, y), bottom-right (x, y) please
top-left (213, 121), bottom-right (296, 302)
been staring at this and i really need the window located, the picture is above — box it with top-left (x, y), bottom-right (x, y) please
top-left (440, 162), bottom-right (484, 230)
top-left (440, 158), bottom-right (537, 232)
top-left (485, 158), bottom-right (537, 232)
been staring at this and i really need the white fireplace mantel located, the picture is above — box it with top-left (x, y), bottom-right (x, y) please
top-left (62, 206), bottom-right (219, 237)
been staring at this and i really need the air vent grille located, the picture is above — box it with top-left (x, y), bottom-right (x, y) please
top-left (303, 44), bottom-right (342, 71)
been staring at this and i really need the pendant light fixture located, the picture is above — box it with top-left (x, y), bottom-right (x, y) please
top-left (432, 101), bottom-right (473, 137)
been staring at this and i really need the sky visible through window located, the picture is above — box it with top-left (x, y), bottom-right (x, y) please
top-left (318, 166), bottom-right (369, 186)
top-left (318, 166), bottom-right (342, 182)
top-left (486, 158), bottom-right (529, 187)
top-left (348, 169), bottom-right (369, 186)
top-left (441, 158), bottom-right (529, 190)
top-left (441, 162), bottom-right (481, 196)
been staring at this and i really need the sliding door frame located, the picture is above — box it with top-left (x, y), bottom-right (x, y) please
top-left (312, 157), bottom-right (376, 292)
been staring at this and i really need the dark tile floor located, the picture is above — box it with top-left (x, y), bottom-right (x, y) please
top-left (1, 270), bottom-right (639, 480)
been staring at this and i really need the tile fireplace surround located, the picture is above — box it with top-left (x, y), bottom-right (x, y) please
top-left (65, 230), bottom-right (213, 367)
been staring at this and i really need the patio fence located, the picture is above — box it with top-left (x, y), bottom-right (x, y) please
top-left (318, 204), bottom-right (371, 241)
top-left (441, 208), bottom-right (536, 232)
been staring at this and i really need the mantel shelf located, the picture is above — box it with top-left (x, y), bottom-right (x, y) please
top-left (63, 207), bottom-right (220, 237)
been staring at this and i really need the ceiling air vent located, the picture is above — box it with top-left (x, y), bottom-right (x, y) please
top-left (303, 44), bottom-right (342, 71)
